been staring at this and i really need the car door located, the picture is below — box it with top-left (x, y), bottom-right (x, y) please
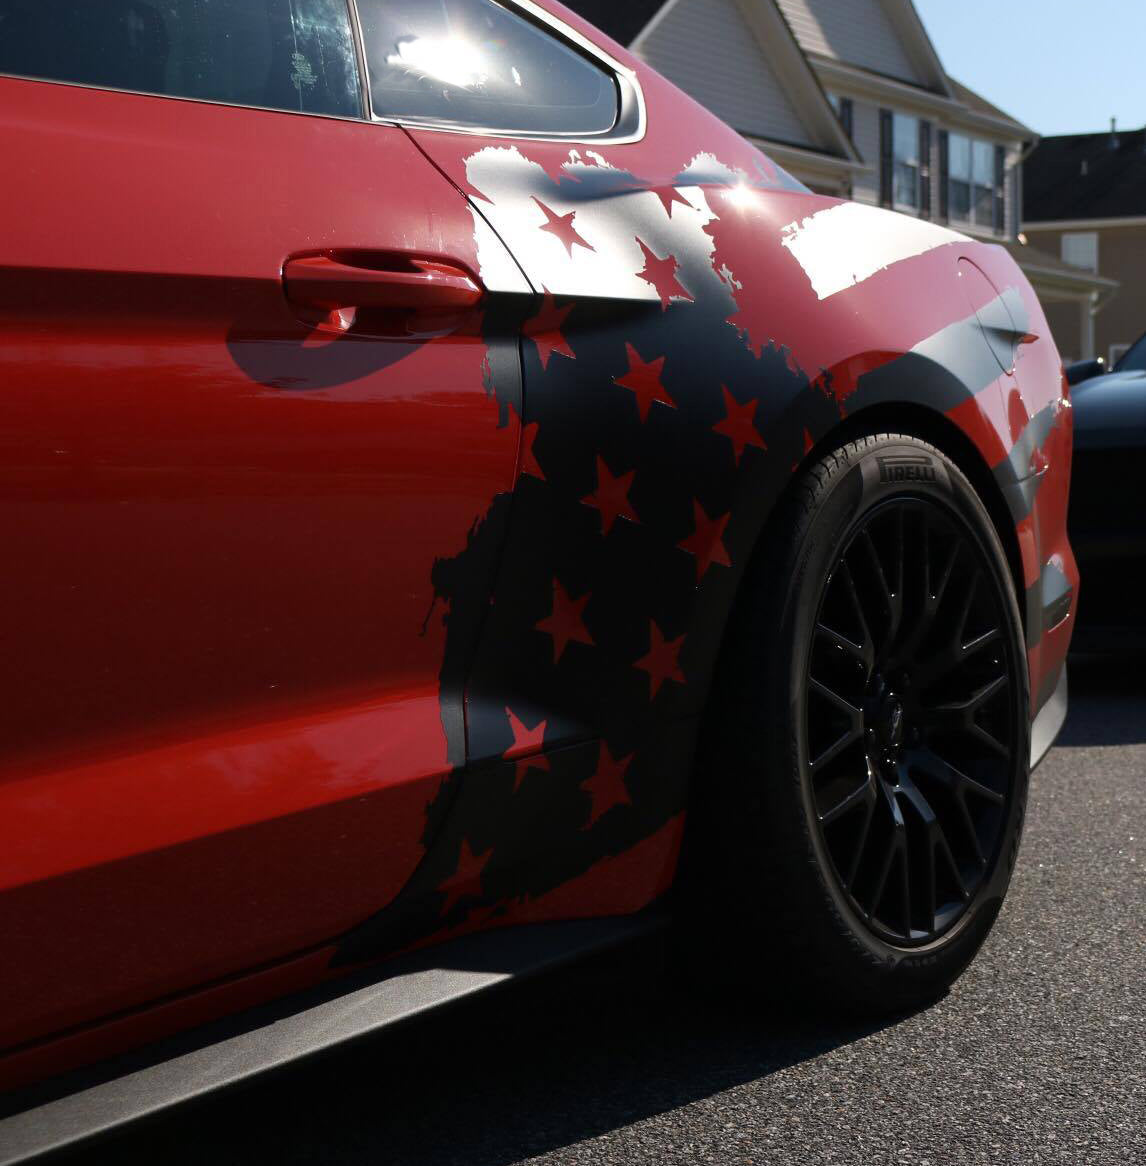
top-left (0, 0), bottom-right (526, 1049)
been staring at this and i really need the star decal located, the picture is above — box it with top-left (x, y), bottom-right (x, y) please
top-left (635, 621), bottom-right (686, 700)
top-left (532, 196), bottom-right (594, 257)
top-left (652, 185), bottom-right (693, 218)
top-left (582, 456), bottom-right (638, 535)
top-left (438, 837), bottom-right (493, 915)
top-left (523, 289), bottom-right (575, 370)
top-left (536, 580), bottom-right (593, 662)
top-left (713, 386), bottom-right (766, 462)
top-left (634, 237), bottom-right (692, 310)
top-left (678, 500), bottom-right (732, 583)
top-left (613, 342), bottom-right (675, 422)
top-left (583, 743), bottom-right (633, 827)
top-left (505, 707), bottom-right (549, 791)
top-left (520, 420), bottom-right (545, 481)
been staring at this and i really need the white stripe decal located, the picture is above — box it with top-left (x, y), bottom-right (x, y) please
top-left (780, 202), bottom-right (969, 301)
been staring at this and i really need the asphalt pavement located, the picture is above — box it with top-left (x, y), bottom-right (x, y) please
top-left (67, 660), bottom-right (1145, 1166)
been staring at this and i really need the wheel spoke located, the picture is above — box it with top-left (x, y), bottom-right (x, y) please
top-left (970, 724), bottom-right (1010, 759)
top-left (815, 621), bottom-right (870, 672)
top-left (837, 562), bottom-right (875, 675)
top-left (821, 769), bottom-right (876, 825)
top-left (952, 572), bottom-right (980, 647)
top-left (932, 537), bottom-right (960, 609)
top-left (868, 831), bottom-right (898, 923)
top-left (844, 762), bottom-right (879, 889)
top-left (902, 537), bottom-right (963, 674)
top-left (922, 674), bottom-right (1008, 735)
top-left (896, 770), bottom-right (936, 931)
top-left (808, 677), bottom-right (864, 725)
top-left (860, 528), bottom-right (902, 648)
top-left (956, 794), bottom-right (988, 869)
top-left (898, 844), bottom-right (912, 939)
top-left (867, 783), bottom-right (908, 932)
top-left (916, 624), bottom-right (1003, 690)
top-left (908, 746), bottom-right (1006, 806)
top-left (898, 770), bottom-right (971, 924)
top-left (810, 725), bottom-right (864, 774)
top-left (961, 626), bottom-right (1001, 658)
top-left (892, 506), bottom-right (905, 621)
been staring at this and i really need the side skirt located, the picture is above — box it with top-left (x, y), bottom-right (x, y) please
top-left (0, 913), bottom-right (666, 1165)
top-left (1030, 665), bottom-right (1068, 771)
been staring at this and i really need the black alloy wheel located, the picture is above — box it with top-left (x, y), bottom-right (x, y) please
top-left (805, 496), bottom-right (1019, 947)
top-left (683, 433), bottom-right (1031, 1014)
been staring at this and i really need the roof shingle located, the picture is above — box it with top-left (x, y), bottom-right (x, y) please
top-left (1024, 128), bottom-right (1146, 222)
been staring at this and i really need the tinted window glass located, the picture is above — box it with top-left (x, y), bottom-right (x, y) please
top-left (357, 0), bottom-right (617, 135)
top-left (0, 0), bottom-right (360, 117)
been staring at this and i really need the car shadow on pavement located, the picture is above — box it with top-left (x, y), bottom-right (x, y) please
top-left (1057, 657), bottom-right (1146, 747)
top-left (75, 936), bottom-right (907, 1166)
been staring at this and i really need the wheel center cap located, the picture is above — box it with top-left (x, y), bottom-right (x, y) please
top-left (878, 696), bottom-right (905, 751)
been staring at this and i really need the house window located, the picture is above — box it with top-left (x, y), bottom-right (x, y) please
top-left (827, 92), bottom-right (853, 140)
top-left (973, 140), bottom-right (995, 223)
top-left (948, 133), bottom-right (1003, 229)
top-left (893, 114), bottom-right (920, 210)
top-left (1062, 232), bottom-right (1099, 273)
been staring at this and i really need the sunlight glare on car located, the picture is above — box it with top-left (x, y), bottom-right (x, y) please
top-left (726, 182), bottom-right (758, 209)
top-left (387, 35), bottom-right (489, 90)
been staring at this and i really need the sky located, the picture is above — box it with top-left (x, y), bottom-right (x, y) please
top-left (913, 0), bottom-right (1146, 137)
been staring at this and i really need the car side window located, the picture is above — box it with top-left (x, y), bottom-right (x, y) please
top-left (0, 0), bottom-right (361, 118)
top-left (356, 0), bottom-right (618, 136)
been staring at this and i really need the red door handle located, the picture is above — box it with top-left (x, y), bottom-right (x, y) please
top-left (283, 253), bottom-right (484, 313)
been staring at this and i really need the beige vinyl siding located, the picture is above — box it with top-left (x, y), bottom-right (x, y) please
top-left (776, 0), bottom-right (922, 85)
top-left (636, 0), bottom-right (814, 145)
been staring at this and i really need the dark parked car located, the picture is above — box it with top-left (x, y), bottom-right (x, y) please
top-left (0, 0), bottom-right (1075, 1158)
top-left (1068, 332), bottom-right (1146, 651)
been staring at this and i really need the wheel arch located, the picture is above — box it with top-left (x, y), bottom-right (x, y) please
top-left (693, 399), bottom-right (1027, 747)
top-left (799, 402), bottom-right (1026, 642)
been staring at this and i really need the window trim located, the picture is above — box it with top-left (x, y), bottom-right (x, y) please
top-left (352, 0), bottom-right (647, 144)
top-left (0, 71), bottom-right (369, 124)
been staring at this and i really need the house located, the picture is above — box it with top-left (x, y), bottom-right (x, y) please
top-left (1022, 125), bottom-right (1145, 365)
top-left (562, 0), bottom-right (1115, 356)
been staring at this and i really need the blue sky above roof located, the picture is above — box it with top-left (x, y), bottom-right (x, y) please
top-left (915, 0), bottom-right (1146, 137)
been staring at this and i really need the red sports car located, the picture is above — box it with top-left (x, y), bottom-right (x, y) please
top-left (0, 0), bottom-right (1075, 1156)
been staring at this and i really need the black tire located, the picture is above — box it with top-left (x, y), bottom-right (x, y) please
top-left (684, 433), bottom-right (1030, 1014)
